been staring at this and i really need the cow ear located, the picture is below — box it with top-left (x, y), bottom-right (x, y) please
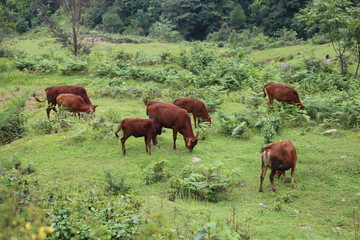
top-left (195, 132), bottom-right (199, 137)
top-left (93, 105), bottom-right (99, 108)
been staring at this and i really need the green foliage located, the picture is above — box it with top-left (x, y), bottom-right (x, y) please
top-left (149, 18), bottom-right (183, 43)
top-left (168, 163), bottom-right (231, 202)
top-left (256, 115), bottom-right (281, 144)
top-left (15, 19), bottom-right (29, 34)
top-left (15, 54), bottom-right (58, 73)
top-left (144, 160), bottom-right (170, 185)
top-left (102, 12), bottom-right (122, 33)
top-left (0, 169), bottom-right (53, 240)
top-left (194, 221), bottom-right (241, 240)
top-left (217, 111), bottom-right (250, 137)
top-left (0, 93), bottom-right (27, 145)
top-left (48, 189), bottom-right (141, 239)
top-left (104, 170), bottom-right (131, 195)
top-left (229, 4), bottom-right (246, 30)
top-left (60, 58), bottom-right (88, 75)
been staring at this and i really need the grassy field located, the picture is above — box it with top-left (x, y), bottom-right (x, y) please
top-left (1, 34), bottom-right (359, 239)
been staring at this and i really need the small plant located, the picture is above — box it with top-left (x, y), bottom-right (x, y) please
top-left (104, 170), bottom-right (130, 195)
top-left (168, 163), bottom-right (231, 202)
top-left (256, 116), bottom-right (281, 143)
top-left (144, 160), bottom-right (170, 185)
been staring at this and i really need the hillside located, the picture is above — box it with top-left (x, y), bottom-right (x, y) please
top-left (1, 34), bottom-right (359, 239)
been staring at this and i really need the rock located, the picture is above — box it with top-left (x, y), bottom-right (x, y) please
top-left (192, 157), bottom-right (202, 162)
top-left (323, 129), bottom-right (337, 135)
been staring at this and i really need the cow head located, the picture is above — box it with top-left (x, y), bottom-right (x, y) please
top-left (186, 132), bottom-right (199, 152)
top-left (86, 105), bottom-right (98, 118)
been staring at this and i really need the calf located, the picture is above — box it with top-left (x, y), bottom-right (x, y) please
top-left (146, 101), bottom-right (199, 151)
top-left (115, 118), bottom-right (162, 155)
top-left (259, 140), bottom-right (297, 192)
top-left (56, 94), bottom-right (97, 116)
top-left (33, 85), bottom-right (92, 119)
top-left (263, 83), bottom-right (304, 109)
top-left (173, 98), bottom-right (211, 128)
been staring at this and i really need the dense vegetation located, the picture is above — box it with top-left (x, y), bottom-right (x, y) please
top-left (1, 0), bottom-right (360, 239)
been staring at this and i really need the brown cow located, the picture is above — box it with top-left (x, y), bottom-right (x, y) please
top-left (56, 94), bottom-right (97, 116)
top-left (173, 98), bottom-right (211, 128)
top-left (33, 85), bottom-right (92, 119)
top-left (259, 140), bottom-right (297, 192)
top-left (146, 101), bottom-right (199, 151)
top-left (115, 118), bottom-right (162, 155)
top-left (263, 83), bottom-right (304, 109)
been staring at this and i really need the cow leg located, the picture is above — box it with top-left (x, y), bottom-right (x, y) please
top-left (259, 166), bottom-right (267, 192)
top-left (270, 169), bottom-right (277, 192)
top-left (172, 129), bottom-right (178, 150)
top-left (121, 134), bottom-right (130, 155)
top-left (282, 171), bottom-right (287, 183)
top-left (152, 136), bottom-right (160, 148)
top-left (267, 96), bottom-right (274, 105)
top-left (145, 136), bottom-right (152, 155)
top-left (193, 114), bottom-right (197, 128)
top-left (290, 167), bottom-right (296, 188)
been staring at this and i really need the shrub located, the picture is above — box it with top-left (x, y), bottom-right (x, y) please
top-left (0, 93), bottom-right (27, 145)
top-left (15, 19), bottom-right (29, 33)
top-left (15, 55), bottom-right (58, 73)
top-left (168, 163), bottom-right (231, 202)
top-left (60, 58), bottom-right (87, 75)
top-left (144, 160), bottom-right (170, 185)
top-left (104, 170), bottom-right (131, 195)
top-left (256, 115), bottom-right (281, 144)
top-left (0, 46), bottom-right (15, 57)
top-left (217, 111), bottom-right (250, 137)
top-left (48, 188), bottom-right (141, 239)
top-left (0, 169), bottom-right (53, 239)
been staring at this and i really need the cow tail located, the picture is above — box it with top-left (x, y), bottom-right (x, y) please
top-left (263, 85), bottom-right (267, 98)
top-left (115, 122), bottom-right (122, 138)
top-left (32, 92), bottom-right (47, 102)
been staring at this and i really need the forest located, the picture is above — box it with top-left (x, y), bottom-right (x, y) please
top-left (1, 0), bottom-right (360, 239)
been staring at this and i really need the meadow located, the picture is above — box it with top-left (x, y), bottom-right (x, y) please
top-left (1, 32), bottom-right (359, 240)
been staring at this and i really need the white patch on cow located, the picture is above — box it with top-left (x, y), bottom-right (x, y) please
top-left (262, 149), bottom-right (271, 167)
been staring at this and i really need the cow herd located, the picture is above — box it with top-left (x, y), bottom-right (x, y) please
top-left (32, 82), bottom-right (304, 192)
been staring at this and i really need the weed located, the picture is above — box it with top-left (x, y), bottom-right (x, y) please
top-left (104, 170), bottom-right (131, 195)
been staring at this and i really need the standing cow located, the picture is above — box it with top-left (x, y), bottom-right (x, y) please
top-left (259, 140), bottom-right (297, 192)
top-left (173, 98), bottom-right (211, 128)
top-left (115, 118), bottom-right (162, 155)
top-left (33, 85), bottom-right (92, 119)
top-left (56, 94), bottom-right (97, 116)
top-left (146, 101), bottom-right (199, 151)
top-left (263, 83), bottom-right (304, 109)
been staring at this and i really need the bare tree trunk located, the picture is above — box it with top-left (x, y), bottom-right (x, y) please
top-left (356, 41), bottom-right (360, 77)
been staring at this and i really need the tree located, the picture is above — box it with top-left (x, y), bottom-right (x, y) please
top-left (37, 0), bottom-right (92, 56)
top-left (102, 12), bottom-right (122, 33)
top-left (298, 0), bottom-right (354, 76)
top-left (348, 6), bottom-right (360, 76)
top-left (229, 4), bottom-right (246, 30)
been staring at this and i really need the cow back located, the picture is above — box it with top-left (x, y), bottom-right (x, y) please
top-left (147, 101), bottom-right (190, 128)
top-left (46, 85), bottom-right (91, 104)
top-left (262, 140), bottom-right (297, 168)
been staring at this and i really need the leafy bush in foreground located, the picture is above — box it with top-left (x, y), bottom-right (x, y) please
top-left (0, 93), bottom-right (27, 145)
top-left (168, 163), bottom-right (231, 202)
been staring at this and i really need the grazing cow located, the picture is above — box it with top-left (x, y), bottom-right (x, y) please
top-left (33, 85), bottom-right (92, 119)
top-left (263, 83), bottom-right (304, 109)
top-left (259, 140), bottom-right (297, 192)
top-left (146, 101), bottom-right (199, 151)
top-left (173, 98), bottom-right (211, 128)
top-left (56, 94), bottom-right (97, 116)
top-left (115, 118), bottom-right (162, 155)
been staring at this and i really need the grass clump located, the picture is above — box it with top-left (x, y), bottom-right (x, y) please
top-left (168, 163), bottom-right (231, 202)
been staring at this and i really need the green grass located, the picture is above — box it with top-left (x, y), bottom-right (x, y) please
top-left (246, 43), bottom-right (334, 65)
top-left (1, 35), bottom-right (359, 239)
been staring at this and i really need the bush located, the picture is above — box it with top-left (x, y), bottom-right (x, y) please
top-left (256, 115), bottom-right (281, 144)
top-left (48, 188), bottom-right (141, 239)
top-left (104, 170), bottom-right (131, 195)
top-left (15, 54), bottom-right (58, 73)
top-left (144, 160), bottom-right (170, 185)
top-left (0, 93), bottom-right (27, 145)
top-left (0, 168), bottom-right (52, 239)
top-left (217, 111), bottom-right (250, 137)
top-left (168, 163), bottom-right (231, 202)
top-left (60, 58), bottom-right (87, 75)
